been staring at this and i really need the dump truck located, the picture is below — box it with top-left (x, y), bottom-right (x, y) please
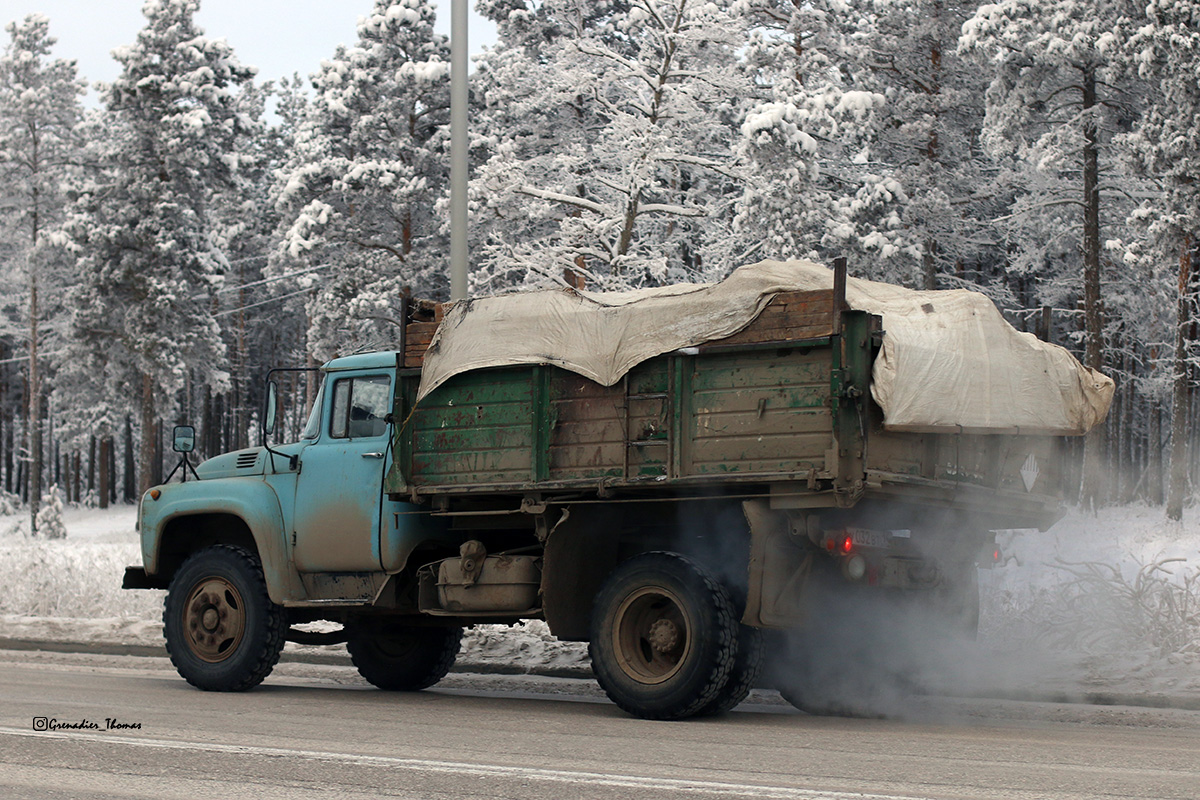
top-left (123, 259), bottom-right (1113, 720)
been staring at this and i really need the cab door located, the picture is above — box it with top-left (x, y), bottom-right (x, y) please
top-left (291, 372), bottom-right (392, 572)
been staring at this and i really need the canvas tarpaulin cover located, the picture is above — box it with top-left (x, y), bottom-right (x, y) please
top-left (416, 260), bottom-right (1113, 435)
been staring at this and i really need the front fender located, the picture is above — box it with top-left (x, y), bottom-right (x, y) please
top-left (140, 478), bottom-right (306, 604)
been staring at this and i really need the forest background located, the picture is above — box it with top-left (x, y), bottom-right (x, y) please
top-left (2, 0), bottom-right (1199, 536)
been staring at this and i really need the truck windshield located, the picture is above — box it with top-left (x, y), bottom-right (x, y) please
top-left (300, 383), bottom-right (325, 440)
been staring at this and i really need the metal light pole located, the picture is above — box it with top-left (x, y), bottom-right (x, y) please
top-left (450, 0), bottom-right (469, 301)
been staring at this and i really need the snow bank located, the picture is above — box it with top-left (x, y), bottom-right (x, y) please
top-left (978, 505), bottom-right (1200, 695)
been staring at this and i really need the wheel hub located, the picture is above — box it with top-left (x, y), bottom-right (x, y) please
top-left (647, 618), bottom-right (679, 654)
top-left (201, 606), bottom-right (220, 632)
top-left (183, 578), bottom-right (246, 663)
top-left (612, 586), bottom-right (691, 685)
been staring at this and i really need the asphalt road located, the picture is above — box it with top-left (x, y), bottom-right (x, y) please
top-left (2, 649), bottom-right (1198, 800)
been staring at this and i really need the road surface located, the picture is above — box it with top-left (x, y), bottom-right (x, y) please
top-left (2, 649), bottom-right (1198, 799)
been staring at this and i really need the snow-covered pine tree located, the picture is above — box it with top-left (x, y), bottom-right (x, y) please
top-left (734, 0), bottom-right (995, 292)
top-left (274, 0), bottom-right (450, 361)
top-left (471, 0), bottom-right (752, 292)
top-left (208, 78), bottom-right (275, 452)
top-left (59, 0), bottom-right (255, 493)
top-left (960, 0), bottom-right (1144, 506)
top-left (34, 483), bottom-right (66, 539)
top-left (1122, 0), bottom-right (1200, 519)
top-left (0, 14), bottom-right (84, 530)
top-left (731, 0), bottom-right (898, 277)
top-left (467, 0), bottom-right (584, 292)
top-left (853, 0), bottom-right (996, 290)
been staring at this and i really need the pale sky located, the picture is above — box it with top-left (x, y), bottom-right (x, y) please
top-left (0, 0), bottom-right (497, 100)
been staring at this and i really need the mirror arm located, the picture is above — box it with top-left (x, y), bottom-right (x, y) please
top-left (262, 367), bottom-right (320, 472)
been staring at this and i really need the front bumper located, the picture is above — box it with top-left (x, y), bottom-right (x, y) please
top-left (121, 566), bottom-right (167, 590)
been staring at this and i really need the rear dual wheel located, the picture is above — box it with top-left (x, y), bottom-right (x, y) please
top-left (589, 552), bottom-right (756, 720)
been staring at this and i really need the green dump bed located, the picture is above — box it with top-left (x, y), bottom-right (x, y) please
top-left (387, 290), bottom-right (1065, 529)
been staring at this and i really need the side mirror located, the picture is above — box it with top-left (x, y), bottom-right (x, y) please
top-left (172, 425), bottom-right (195, 453)
top-left (263, 381), bottom-right (279, 445)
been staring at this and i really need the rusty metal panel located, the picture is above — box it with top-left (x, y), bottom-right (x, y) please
top-left (409, 369), bottom-right (534, 484)
top-left (709, 290), bottom-right (835, 347)
top-left (626, 361), bottom-right (669, 478)
top-left (548, 373), bottom-right (624, 480)
top-left (867, 409), bottom-right (1064, 499)
top-left (685, 348), bottom-right (833, 476)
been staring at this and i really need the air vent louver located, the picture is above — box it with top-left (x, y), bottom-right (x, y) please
top-left (236, 453), bottom-right (258, 469)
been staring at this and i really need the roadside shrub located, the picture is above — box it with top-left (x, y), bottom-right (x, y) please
top-left (35, 487), bottom-right (68, 540)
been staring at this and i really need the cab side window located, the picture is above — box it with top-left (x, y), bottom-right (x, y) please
top-left (329, 375), bottom-right (391, 439)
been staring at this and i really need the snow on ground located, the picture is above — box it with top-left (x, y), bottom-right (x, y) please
top-left (1, 503), bottom-right (1197, 696)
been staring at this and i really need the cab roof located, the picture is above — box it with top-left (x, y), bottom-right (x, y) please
top-left (322, 351), bottom-right (400, 372)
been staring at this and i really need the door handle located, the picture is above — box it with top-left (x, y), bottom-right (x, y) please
top-left (361, 452), bottom-right (385, 459)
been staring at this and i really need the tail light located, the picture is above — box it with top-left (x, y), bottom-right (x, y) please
top-left (824, 533), bottom-right (855, 554)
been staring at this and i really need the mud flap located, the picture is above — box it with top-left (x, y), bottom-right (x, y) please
top-left (742, 499), bottom-right (814, 629)
top-left (540, 506), bottom-right (623, 641)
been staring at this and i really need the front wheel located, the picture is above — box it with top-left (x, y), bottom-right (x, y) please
top-left (589, 552), bottom-right (739, 720)
top-left (163, 544), bottom-right (286, 691)
top-left (347, 625), bottom-right (463, 691)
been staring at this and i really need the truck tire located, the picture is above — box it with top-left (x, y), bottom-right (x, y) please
top-left (347, 626), bottom-right (463, 691)
top-left (696, 622), bottom-right (764, 716)
top-left (589, 552), bottom-right (738, 720)
top-left (769, 638), bottom-right (881, 718)
top-left (163, 544), bottom-right (286, 692)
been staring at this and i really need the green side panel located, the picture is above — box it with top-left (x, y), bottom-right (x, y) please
top-left (397, 341), bottom-right (843, 490)
top-left (685, 348), bottom-right (833, 476)
top-left (626, 360), bottom-right (669, 478)
top-left (547, 371), bottom-right (624, 480)
top-left (409, 369), bottom-right (535, 485)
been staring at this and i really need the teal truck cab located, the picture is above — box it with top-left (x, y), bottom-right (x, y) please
top-left (123, 260), bottom-right (1112, 719)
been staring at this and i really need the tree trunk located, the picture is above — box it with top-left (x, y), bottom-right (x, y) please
top-left (2, 400), bottom-right (10, 495)
top-left (29, 263), bottom-right (41, 533)
top-left (152, 419), bottom-right (163, 488)
top-left (109, 436), bottom-right (118, 505)
top-left (98, 436), bottom-right (110, 510)
top-left (1078, 66), bottom-right (1106, 509)
top-left (1120, 347), bottom-right (1135, 503)
top-left (1167, 236), bottom-right (1195, 520)
top-left (87, 435), bottom-right (95, 494)
top-left (1148, 391), bottom-right (1163, 505)
top-left (139, 373), bottom-right (155, 495)
top-left (202, 386), bottom-right (214, 461)
top-left (123, 416), bottom-right (135, 502)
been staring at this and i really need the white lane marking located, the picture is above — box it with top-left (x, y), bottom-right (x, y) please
top-left (1, 726), bottom-right (916, 800)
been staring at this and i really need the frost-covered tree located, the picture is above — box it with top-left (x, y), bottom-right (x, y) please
top-left (734, 0), bottom-right (993, 290)
top-left (274, 0), bottom-right (450, 360)
top-left (471, 0), bottom-right (751, 292)
top-left (1122, 0), bottom-right (1200, 519)
top-left (209, 79), bottom-right (278, 451)
top-left (732, 0), bottom-right (899, 278)
top-left (34, 484), bottom-right (66, 538)
top-left (0, 14), bottom-right (84, 529)
top-left (960, 0), bottom-right (1144, 505)
top-left (59, 0), bottom-right (255, 492)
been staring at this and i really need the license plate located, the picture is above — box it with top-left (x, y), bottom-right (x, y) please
top-left (846, 527), bottom-right (891, 549)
